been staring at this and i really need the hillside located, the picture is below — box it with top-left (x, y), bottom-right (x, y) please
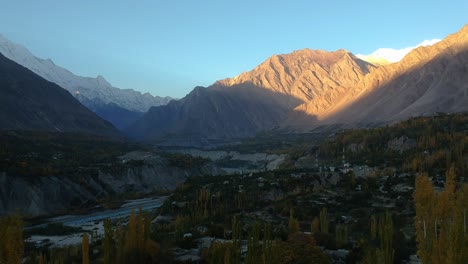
top-left (0, 52), bottom-right (119, 137)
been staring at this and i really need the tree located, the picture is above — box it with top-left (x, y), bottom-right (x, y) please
top-left (414, 174), bottom-right (435, 263)
top-left (262, 223), bottom-right (273, 264)
top-left (102, 219), bottom-right (113, 264)
top-left (0, 215), bottom-right (23, 264)
top-left (231, 216), bottom-right (242, 264)
top-left (107, 210), bottom-right (160, 264)
top-left (125, 209), bottom-right (137, 262)
top-left (335, 224), bottom-right (348, 247)
top-left (204, 242), bottom-right (235, 264)
top-left (319, 208), bottom-right (329, 234)
top-left (276, 233), bottom-right (331, 264)
top-left (363, 212), bottom-right (394, 264)
top-left (245, 222), bottom-right (261, 264)
top-left (143, 239), bottom-right (160, 264)
top-left (288, 208), bottom-right (299, 234)
top-left (370, 215), bottom-right (377, 240)
top-left (414, 167), bottom-right (468, 264)
top-left (377, 212), bottom-right (394, 264)
top-left (311, 217), bottom-right (320, 234)
top-left (82, 233), bottom-right (89, 264)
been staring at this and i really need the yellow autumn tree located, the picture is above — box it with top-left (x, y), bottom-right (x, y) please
top-left (0, 214), bottom-right (23, 264)
top-left (82, 233), bottom-right (89, 264)
top-left (414, 174), bottom-right (435, 263)
top-left (414, 166), bottom-right (468, 264)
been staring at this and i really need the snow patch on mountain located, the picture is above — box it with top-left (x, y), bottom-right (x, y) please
top-left (356, 39), bottom-right (441, 65)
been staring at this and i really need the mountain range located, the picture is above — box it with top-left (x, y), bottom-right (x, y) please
top-left (0, 34), bottom-right (174, 129)
top-left (1, 24), bottom-right (467, 143)
top-left (0, 52), bottom-right (119, 137)
top-left (127, 24), bottom-right (468, 143)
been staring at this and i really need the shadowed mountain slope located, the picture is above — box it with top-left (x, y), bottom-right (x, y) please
top-left (0, 52), bottom-right (119, 137)
top-left (127, 50), bottom-right (373, 142)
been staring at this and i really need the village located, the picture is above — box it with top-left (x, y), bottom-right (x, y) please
top-left (157, 152), bottom-right (424, 263)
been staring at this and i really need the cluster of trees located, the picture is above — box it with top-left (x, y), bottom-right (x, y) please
top-left (4, 208), bottom-right (162, 264)
top-left (100, 209), bottom-right (160, 264)
top-left (165, 153), bottom-right (208, 169)
top-left (319, 114), bottom-right (467, 173)
top-left (0, 130), bottom-right (141, 177)
top-left (414, 165), bottom-right (468, 263)
top-left (203, 216), bottom-right (331, 264)
top-left (361, 212), bottom-right (395, 264)
top-left (0, 215), bottom-right (23, 264)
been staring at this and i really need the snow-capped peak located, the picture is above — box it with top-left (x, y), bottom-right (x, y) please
top-left (0, 33), bottom-right (174, 112)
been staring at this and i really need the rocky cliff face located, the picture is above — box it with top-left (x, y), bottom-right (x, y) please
top-left (0, 160), bottom-right (221, 216)
top-left (0, 147), bottom-right (286, 216)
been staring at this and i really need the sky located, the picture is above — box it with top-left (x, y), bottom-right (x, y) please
top-left (0, 1), bottom-right (467, 98)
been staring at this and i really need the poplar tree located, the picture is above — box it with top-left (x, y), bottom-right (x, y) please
top-left (82, 233), bottom-right (89, 264)
top-left (311, 217), bottom-right (320, 234)
top-left (377, 212), bottom-right (394, 264)
top-left (370, 215), bottom-right (377, 240)
top-left (414, 166), bottom-right (468, 264)
top-left (245, 222), bottom-right (261, 264)
top-left (102, 219), bottom-right (113, 264)
top-left (414, 174), bottom-right (435, 263)
top-left (363, 212), bottom-right (394, 264)
top-left (231, 216), bottom-right (242, 264)
top-left (0, 214), bottom-right (23, 264)
top-left (262, 223), bottom-right (273, 264)
top-left (288, 208), bottom-right (299, 234)
top-left (125, 209), bottom-right (137, 262)
top-left (320, 208), bottom-right (329, 234)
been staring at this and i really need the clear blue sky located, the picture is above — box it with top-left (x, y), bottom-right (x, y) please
top-left (0, 0), bottom-right (467, 98)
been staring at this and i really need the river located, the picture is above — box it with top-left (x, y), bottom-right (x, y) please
top-left (25, 196), bottom-right (167, 248)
